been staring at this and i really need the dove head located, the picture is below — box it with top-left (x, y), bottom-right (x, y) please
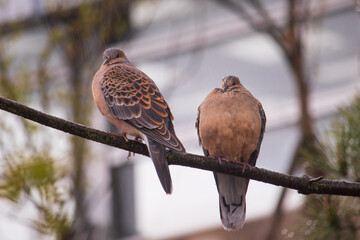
top-left (103, 48), bottom-right (129, 65)
top-left (221, 75), bottom-right (242, 92)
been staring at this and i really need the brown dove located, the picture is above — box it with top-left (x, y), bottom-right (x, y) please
top-left (92, 48), bottom-right (185, 194)
top-left (196, 75), bottom-right (266, 230)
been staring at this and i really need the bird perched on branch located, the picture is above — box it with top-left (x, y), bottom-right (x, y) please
top-left (196, 76), bottom-right (266, 230)
top-left (92, 48), bottom-right (185, 194)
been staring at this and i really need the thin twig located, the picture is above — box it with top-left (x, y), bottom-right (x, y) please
top-left (248, 0), bottom-right (289, 49)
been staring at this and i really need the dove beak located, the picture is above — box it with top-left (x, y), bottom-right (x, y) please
top-left (222, 86), bottom-right (228, 92)
top-left (103, 59), bottom-right (110, 65)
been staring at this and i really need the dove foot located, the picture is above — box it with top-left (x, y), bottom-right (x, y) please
top-left (209, 155), bottom-right (229, 165)
top-left (240, 162), bottom-right (253, 173)
top-left (108, 131), bottom-right (129, 142)
top-left (127, 151), bottom-right (136, 160)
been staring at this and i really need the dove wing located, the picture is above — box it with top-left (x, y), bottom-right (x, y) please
top-left (101, 65), bottom-right (185, 152)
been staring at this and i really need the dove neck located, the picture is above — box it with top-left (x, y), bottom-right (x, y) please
top-left (222, 85), bottom-right (243, 93)
top-left (111, 58), bottom-right (129, 65)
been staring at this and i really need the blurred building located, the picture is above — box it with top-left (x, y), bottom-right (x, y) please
top-left (0, 1), bottom-right (358, 240)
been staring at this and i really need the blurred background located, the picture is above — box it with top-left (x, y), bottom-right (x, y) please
top-left (0, 0), bottom-right (359, 240)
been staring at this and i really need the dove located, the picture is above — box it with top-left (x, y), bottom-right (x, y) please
top-left (92, 48), bottom-right (185, 194)
top-left (196, 75), bottom-right (266, 230)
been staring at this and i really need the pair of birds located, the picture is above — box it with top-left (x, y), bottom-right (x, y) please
top-left (92, 48), bottom-right (266, 230)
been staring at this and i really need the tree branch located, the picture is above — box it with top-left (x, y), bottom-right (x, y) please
top-left (217, 0), bottom-right (291, 53)
top-left (1, 95), bottom-right (360, 197)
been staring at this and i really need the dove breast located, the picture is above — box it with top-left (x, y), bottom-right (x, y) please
top-left (197, 88), bottom-right (262, 162)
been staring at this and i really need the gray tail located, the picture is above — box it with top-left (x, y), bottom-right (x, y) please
top-left (214, 173), bottom-right (250, 230)
top-left (147, 137), bottom-right (172, 194)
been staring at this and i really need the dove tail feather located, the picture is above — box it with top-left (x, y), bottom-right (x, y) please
top-left (146, 137), bottom-right (173, 194)
top-left (214, 173), bottom-right (249, 230)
